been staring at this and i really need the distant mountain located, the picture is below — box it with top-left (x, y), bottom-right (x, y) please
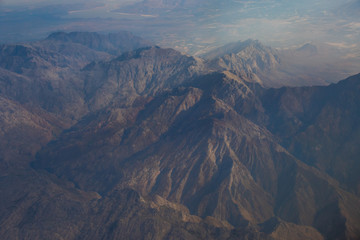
top-left (46, 31), bottom-right (153, 56)
top-left (204, 40), bottom-right (360, 87)
top-left (0, 31), bottom-right (152, 73)
top-left (203, 40), bottom-right (280, 86)
top-left (204, 40), bottom-right (307, 87)
top-left (0, 32), bottom-right (154, 121)
top-left (1, 32), bottom-right (360, 239)
top-left (203, 39), bottom-right (278, 62)
top-left (296, 43), bottom-right (318, 55)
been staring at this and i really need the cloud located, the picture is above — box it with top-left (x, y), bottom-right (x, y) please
top-left (345, 22), bottom-right (360, 30)
top-left (326, 42), bottom-right (357, 49)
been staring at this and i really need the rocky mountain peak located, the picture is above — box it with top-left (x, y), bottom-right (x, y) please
top-left (296, 43), bottom-right (318, 55)
top-left (203, 39), bottom-right (275, 59)
top-left (82, 46), bottom-right (205, 111)
top-left (203, 40), bottom-right (280, 86)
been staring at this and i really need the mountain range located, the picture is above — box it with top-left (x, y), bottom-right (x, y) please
top-left (203, 40), bottom-right (360, 87)
top-left (0, 32), bottom-right (360, 240)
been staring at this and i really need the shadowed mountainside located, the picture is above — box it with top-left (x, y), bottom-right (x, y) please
top-left (261, 73), bottom-right (360, 196)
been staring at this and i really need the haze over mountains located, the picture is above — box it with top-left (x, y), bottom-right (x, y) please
top-left (204, 40), bottom-right (360, 87)
top-left (0, 31), bottom-right (360, 239)
top-left (1, 0), bottom-right (359, 87)
top-left (1, 0), bottom-right (360, 53)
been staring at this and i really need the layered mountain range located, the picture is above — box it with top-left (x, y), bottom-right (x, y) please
top-left (0, 32), bottom-right (360, 240)
top-left (203, 40), bottom-right (360, 87)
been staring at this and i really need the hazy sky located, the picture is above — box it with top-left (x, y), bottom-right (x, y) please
top-left (1, 0), bottom-right (359, 54)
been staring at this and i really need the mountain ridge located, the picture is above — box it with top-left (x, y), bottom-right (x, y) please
top-left (0, 32), bottom-right (360, 239)
top-left (32, 70), bottom-right (360, 239)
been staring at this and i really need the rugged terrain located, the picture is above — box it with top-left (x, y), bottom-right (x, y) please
top-left (0, 32), bottom-right (360, 239)
top-left (203, 40), bottom-right (360, 87)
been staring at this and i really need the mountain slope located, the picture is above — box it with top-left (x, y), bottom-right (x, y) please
top-left (33, 72), bottom-right (360, 239)
top-left (82, 46), bottom-right (205, 111)
top-left (0, 96), bottom-right (66, 170)
top-left (261, 73), bottom-right (360, 196)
